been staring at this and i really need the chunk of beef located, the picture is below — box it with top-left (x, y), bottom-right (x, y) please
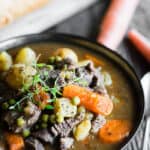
top-left (75, 66), bottom-right (93, 87)
top-left (60, 137), bottom-right (74, 150)
top-left (25, 137), bottom-right (44, 150)
top-left (91, 76), bottom-right (107, 94)
top-left (91, 115), bottom-right (106, 134)
top-left (54, 58), bottom-right (75, 70)
top-left (39, 69), bottom-right (65, 88)
top-left (4, 111), bottom-right (20, 131)
top-left (32, 129), bottom-right (54, 144)
top-left (75, 62), bottom-right (107, 94)
top-left (90, 67), bottom-right (107, 94)
top-left (55, 76), bottom-right (66, 88)
top-left (50, 112), bottom-right (84, 137)
top-left (4, 102), bottom-right (41, 133)
top-left (25, 102), bottom-right (41, 128)
top-left (39, 69), bottom-right (61, 80)
top-left (85, 61), bottom-right (95, 72)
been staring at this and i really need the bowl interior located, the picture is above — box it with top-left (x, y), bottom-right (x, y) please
top-left (0, 33), bottom-right (144, 149)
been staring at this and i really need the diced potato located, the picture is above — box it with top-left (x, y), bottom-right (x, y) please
top-left (73, 120), bottom-right (91, 141)
top-left (15, 47), bottom-right (36, 65)
top-left (0, 51), bottom-right (12, 71)
top-left (55, 48), bottom-right (78, 63)
top-left (54, 98), bottom-right (77, 118)
top-left (6, 64), bottom-right (36, 89)
top-left (77, 106), bottom-right (86, 114)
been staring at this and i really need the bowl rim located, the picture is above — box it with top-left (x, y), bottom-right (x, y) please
top-left (0, 33), bottom-right (145, 149)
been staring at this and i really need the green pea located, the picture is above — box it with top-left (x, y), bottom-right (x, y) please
top-left (72, 96), bottom-right (80, 105)
top-left (49, 115), bottom-right (56, 124)
top-left (8, 99), bottom-right (16, 105)
top-left (41, 114), bottom-right (49, 123)
top-left (77, 106), bottom-right (86, 114)
top-left (47, 65), bottom-right (54, 70)
top-left (17, 117), bottom-right (25, 127)
top-left (43, 71), bottom-right (49, 77)
top-left (24, 106), bottom-right (32, 116)
top-left (49, 56), bottom-right (55, 64)
top-left (60, 72), bottom-right (66, 78)
top-left (22, 129), bottom-right (30, 138)
top-left (2, 102), bottom-right (9, 110)
top-left (65, 72), bottom-right (71, 80)
top-left (56, 114), bottom-right (64, 123)
top-left (85, 112), bottom-right (94, 120)
top-left (41, 123), bottom-right (48, 129)
top-left (63, 64), bottom-right (68, 70)
top-left (55, 56), bottom-right (62, 62)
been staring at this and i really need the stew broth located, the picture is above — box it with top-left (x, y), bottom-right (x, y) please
top-left (24, 43), bottom-right (135, 150)
top-left (0, 42), bottom-right (136, 150)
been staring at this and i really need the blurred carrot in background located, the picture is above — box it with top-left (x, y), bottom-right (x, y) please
top-left (128, 29), bottom-right (150, 63)
top-left (97, 0), bottom-right (140, 50)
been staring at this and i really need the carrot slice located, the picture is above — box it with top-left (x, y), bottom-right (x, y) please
top-left (99, 120), bottom-right (132, 144)
top-left (97, 0), bottom-right (140, 49)
top-left (6, 133), bottom-right (24, 150)
top-left (63, 85), bottom-right (113, 116)
top-left (128, 29), bottom-right (150, 63)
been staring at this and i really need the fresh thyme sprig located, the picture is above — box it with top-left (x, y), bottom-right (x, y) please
top-left (9, 93), bottom-right (33, 110)
top-left (9, 71), bottom-right (61, 110)
top-left (9, 63), bottom-right (87, 110)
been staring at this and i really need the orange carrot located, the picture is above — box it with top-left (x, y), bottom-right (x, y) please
top-left (6, 133), bottom-right (24, 150)
top-left (85, 54), bottom-right (104, 66)
top-left (63, 85), bottom-right (113, 116)
top-left (34, 87), bottom-right (50, 109)
top-left (97, 0), bottom-right (140, 49)
top-left (99, 120), bottom-right (132, 144)
top-left (128, 29), bottom-right (150, 63)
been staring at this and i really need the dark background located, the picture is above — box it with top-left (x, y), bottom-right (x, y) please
top-left (45, 0), bottom-right (150, 78)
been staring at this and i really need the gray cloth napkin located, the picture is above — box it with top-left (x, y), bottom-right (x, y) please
top-left (126, 72), bottom-right (150, 150)
top-left (126, 121), bottom-right (150, 150)
top-left (125, 121), bottom-right (145, 150)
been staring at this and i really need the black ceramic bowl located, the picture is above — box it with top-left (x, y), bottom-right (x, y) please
top-left (0, 33), bottom-right (144, 150)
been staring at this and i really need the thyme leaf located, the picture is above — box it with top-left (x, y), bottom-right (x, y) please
top-left (36, 63), bottom-right (46, 68)
top-left (9, 94), bottom-right (31, 110)
top-left (9, 63), bottom-right (88, 111)
top-left (45, 105), bottom-right (54, 110)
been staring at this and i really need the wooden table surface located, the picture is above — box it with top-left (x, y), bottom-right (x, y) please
top-left (46, 0), bottom-right (150, 79)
